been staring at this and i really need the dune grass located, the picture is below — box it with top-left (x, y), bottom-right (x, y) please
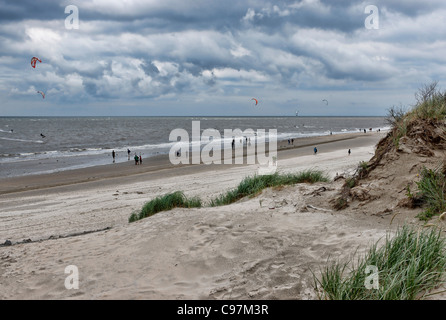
top-left (209, 170), bottom-right (329, 207)
top-left (413, 166), bottom-right (446, 221)
top-left (388, 82), bottom-right (446, 125)
top-left (386, 82), bottom-right (446, 149)
top-left (128, 191), bottom-right (202, 222)
top-left (129, 170), bottom-right (329, 221)
top-left (313, 225), bottom-right (446, 300)
top-left (412, 82), bottom-right (446, 120)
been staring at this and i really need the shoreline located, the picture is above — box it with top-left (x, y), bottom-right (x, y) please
top-left (0, 131), bottom-right (385, 196)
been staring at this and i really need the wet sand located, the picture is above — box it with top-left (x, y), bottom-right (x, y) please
top-left (0, 131), bottom-right (382, 196)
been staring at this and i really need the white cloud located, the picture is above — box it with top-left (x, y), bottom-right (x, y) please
top-left (230, 45), bottom-right (251, 58)
top-left (242, 8), bottom-right (256, 22)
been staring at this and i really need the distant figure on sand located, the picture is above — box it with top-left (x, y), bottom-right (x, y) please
top-left (127, 149), bottom-right (131, 160)
top-left (112, 150), bottom-right (116, 163)
top-left (139, 154), bottom-right (142, 165)
top-left (348, 149), bottom-right (351, 156)
top-left (134, 153), bottom-right (139, 165)
top-left (363, 129), bottom-right (366, 133)
top-left (314, 147), bottom-right (318, 155)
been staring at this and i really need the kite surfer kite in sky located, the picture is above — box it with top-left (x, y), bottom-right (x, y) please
top-left (251, 98), bottom-right (258, 106)
top-left (37, 91), bottom-right (45, 99)
top-left (322, 99), bottom-right (328, 105)
top-left (31, 57), bottom-right (42, 68)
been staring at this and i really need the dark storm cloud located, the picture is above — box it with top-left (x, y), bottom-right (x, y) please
top-left (0, 0), bottom-right (66, 21)
top-left (1, 0), bottom-right (446, 115)
top-left (83, 81), bottom-right (101, 97)
top-left (140, 61), bottom-right (159, 76)
top-left (375, 0), bottom-right (446, 17)
top-left (243, 2), bottom-right (365, 34)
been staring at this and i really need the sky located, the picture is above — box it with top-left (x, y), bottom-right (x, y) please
top-left (0, 0), bottom-right (445, 117)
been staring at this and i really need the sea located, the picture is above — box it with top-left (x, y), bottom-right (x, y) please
top-left (0, 116), bottom-right (389, 179)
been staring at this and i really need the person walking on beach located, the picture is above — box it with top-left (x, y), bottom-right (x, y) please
top-left (134, 153), bottom-right (139, 165)
top-left (127, 148), bottom-right (131, 160)
top-left (348, 149), bottom-right (351, 156)
top-left (139, 153), bottom-right (142, 165)
top-left (232, 138), bottom-right (235, 149)
top-left (314, 147), bottom-right (318, 155)
top-left (112, 150), bottom-right (116, 163)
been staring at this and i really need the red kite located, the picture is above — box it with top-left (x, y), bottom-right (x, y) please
top-left (31, 57), bottom-right (42, 68)
top-left (37, 91), bottom-right (45, 99)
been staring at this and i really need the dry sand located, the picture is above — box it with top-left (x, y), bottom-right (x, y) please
top-left (0, 131), bottom-right (427, 299)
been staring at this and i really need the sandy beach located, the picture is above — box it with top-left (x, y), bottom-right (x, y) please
top-left (0, 131), bottom-right (425, 299)
top-left (4, 0), bottom-right (446, 305)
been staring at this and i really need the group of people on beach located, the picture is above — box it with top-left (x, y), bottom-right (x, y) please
top-left (231, 137), bottom-right (252, 149)
top-left (134, 153), bottom-right (142, 165)
top-left (312, 127), bottom-right (383, 156)
top-left (313, 146), bottom-right (351, 156)
top-left (359, 128), bottom-right (381, 133)
top-left (110, 127), bottom-right (375, 166)
top-left (112, 149), bottom-right (142, 165)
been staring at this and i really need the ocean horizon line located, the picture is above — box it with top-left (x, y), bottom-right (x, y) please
top-left (0, 115), bottom-right (387, 118)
